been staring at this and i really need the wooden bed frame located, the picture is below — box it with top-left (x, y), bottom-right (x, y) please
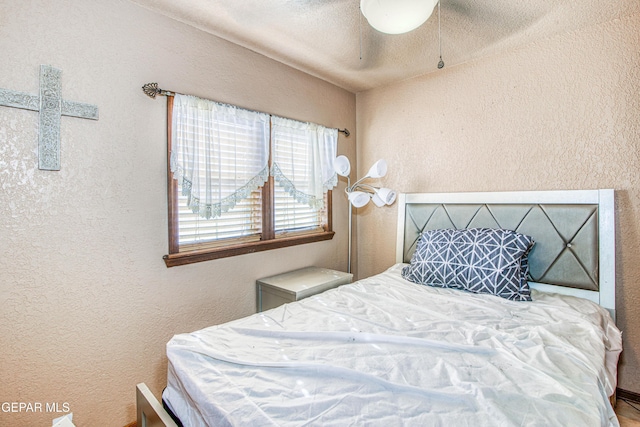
top-left (137, 189), bottom-right (616, 426)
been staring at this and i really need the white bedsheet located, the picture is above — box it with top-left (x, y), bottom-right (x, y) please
top-left (164, 264), bottom-right (622, 426)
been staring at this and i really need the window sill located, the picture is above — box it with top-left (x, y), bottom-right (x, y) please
top-left (163, 231), bottom-right (335, 267)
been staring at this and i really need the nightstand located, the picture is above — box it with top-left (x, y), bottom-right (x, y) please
top-left (256, 267), bottom-right (353, 312)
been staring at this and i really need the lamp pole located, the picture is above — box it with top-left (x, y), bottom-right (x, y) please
top-left (347, 177), bottom-right (353, 274)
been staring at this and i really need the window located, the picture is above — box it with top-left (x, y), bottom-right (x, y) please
top-left (163, 95), bottom-right (337, 267)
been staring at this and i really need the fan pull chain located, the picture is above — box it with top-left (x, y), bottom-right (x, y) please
top-left (437, 0), bottom-right (444, 69)
top-left (359, 4), bottom-right (363, 61)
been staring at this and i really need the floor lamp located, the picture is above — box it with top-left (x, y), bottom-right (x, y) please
top-left (334, 155), bottom-right (397, 274)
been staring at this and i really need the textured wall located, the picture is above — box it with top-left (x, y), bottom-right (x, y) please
top-left (0, 1), bottom-right (355, 425)
top-left (356, 12), bottom-right (640, 392)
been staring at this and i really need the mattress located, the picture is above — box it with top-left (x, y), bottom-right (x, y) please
top-left (163, 264), bottom-right (622, 426)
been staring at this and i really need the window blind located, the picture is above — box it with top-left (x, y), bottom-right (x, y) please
top-left (177, 190), bottom-right (262, 247)
top-left (274, 185), bottom-right (324, 235)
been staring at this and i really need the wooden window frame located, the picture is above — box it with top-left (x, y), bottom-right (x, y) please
top-left (163, 96), bottom-right (334, 267)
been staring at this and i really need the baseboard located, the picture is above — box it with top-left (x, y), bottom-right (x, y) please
top-left (123, 422), bottom-right (136, 427)
top-left (618, 388), bottom-right (640, 404)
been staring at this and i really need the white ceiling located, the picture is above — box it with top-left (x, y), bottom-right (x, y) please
top-left (130, 0), bottom-right (635, 93)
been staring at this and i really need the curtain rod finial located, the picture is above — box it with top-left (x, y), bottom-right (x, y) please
top-left (142, 82), bottom-right (160, 98)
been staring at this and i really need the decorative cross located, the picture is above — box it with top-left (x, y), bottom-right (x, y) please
top-left (0, 65), bottom-right (99, 170)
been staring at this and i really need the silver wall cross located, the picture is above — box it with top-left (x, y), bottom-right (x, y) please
top-left (0, 65), bottom-right (99, 170)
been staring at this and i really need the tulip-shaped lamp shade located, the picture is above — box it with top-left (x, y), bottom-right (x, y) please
top-left (371, 193), bottom-right (386, 207)
top-left (366, 159), bottom-right (387, 179)
top-left (376, 187), bottom-right (397, 205)
top-left (334, 155), bottom-right (351, 177)
top-left (348, 191), bottom-right (371, 208)
top-left (360, 0), bottom-right (438, 35)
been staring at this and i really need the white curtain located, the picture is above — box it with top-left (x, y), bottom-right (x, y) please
top-left (270, 116), bottom-right (338, 209)
top-left (171, 94), bottom-right (270, 219)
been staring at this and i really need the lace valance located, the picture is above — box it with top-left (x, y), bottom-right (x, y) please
top-left (170, 94), bottom-right (270, 219)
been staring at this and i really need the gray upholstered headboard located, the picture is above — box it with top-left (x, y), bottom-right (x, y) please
top-left (395, 190), bottom-right (616, 320)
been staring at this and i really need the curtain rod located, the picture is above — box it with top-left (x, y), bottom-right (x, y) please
top-left (141, 82), bottom-right (350, 137)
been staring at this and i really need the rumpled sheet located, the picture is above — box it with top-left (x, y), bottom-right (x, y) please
top-left (164, 264), bottom-right (622, 426)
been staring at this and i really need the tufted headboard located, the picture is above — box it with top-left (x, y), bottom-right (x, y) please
top-left (395, 190), bottom-right (616, 320)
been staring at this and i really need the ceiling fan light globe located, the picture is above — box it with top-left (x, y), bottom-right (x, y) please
top-left (360, 0), bottom-right (438, 35)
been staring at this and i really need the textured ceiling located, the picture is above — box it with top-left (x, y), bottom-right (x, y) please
top-left (130, 0), bottom-right (636, 93)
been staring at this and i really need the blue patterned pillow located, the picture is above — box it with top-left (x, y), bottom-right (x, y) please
top-left (402, 228), bottom-right (535, 301)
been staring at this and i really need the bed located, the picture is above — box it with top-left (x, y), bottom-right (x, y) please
top-left (137, 189), bottom-right (622, 427)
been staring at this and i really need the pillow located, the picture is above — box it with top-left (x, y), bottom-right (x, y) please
top-left (402, 228), bottom-right (534, 301)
